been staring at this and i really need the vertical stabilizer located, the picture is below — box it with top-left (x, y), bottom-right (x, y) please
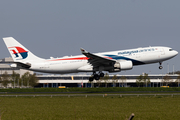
top-left (3, 37), bottom-right (44, 63)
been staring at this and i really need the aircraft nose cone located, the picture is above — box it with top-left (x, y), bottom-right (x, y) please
top-left (175, 50), bottom-right (178, 56)
top-left (173, 50), bottom-right (178, 57)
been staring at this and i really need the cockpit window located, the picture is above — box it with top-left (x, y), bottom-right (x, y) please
top-left (169, 49), bottom-right (173, 51)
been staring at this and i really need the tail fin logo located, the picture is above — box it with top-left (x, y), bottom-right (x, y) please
top-left (8, 47), bottom-right (28, 59)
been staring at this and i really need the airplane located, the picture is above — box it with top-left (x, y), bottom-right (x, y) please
top-left (3, 37), bottom-right (178, 81)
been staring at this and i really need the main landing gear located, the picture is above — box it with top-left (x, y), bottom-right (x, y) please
top-left (89, 72), bottom-right (104, 82)
top-left (159, 62), bottom-right (163, 69)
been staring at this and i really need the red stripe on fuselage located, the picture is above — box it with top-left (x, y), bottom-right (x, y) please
top-left (105, 57), bottom-right (113, 59)
top-left (48, 56), bottom-right (112, 61)
top-left (48, 57), bottom-right (89, 61)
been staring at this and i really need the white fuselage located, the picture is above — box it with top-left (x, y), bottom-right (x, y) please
top-left (3, 37), bottom-right (178, 76)
top-left (29, 46), bottom-right (178, 74)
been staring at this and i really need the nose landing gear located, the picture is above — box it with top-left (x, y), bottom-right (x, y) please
top-left (159, 62), bottom-right (163, 69)
top-left (159, 66), bottom-right (163, 69)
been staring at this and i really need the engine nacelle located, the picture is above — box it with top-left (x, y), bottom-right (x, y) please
top-left (109, 60), bottom-right (133, 72)
top-left (119, 60), bottom-right (133, 70)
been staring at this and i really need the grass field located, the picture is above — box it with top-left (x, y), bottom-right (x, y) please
top-left (0, 95), bottom-right (180, 120)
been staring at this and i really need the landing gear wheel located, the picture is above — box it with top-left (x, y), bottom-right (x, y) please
top-left (89, 77), bottom-right (94, 82)
top-left (94, 74), bottom-right (100, 80)
top-left (159, 66), bottom-right (163, 69)
top-left (89, 71), bottom-right (103, 81)
top-left (99, 73), bottom-right (104, 77)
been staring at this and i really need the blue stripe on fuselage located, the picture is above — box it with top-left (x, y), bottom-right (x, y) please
top-left (104, 55), bottom-right (145, 65)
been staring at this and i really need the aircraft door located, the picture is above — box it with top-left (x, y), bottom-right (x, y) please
top-left (160, 48), bottom-right (165, 55)
top-left (44, 62), bottom-right (50, 70)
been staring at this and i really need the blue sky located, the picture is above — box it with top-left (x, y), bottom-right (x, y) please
top-left (0, 0), bottom-right (180, 75)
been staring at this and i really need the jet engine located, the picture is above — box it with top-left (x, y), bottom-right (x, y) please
top-left (109, 60), bottom-right (133, 72)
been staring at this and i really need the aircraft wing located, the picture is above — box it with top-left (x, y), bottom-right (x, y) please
top-left (80, 48), bottom-right (116, 67)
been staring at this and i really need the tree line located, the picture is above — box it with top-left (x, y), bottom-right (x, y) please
top-left (161, 74), bottom-right (180, 87)
top-left (0, 71), bottom-right (39, 88)
top-left (89, 73), bottom-right (180, 87)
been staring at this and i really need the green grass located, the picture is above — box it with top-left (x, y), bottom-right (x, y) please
top-left (1, 87), bottom-right (180, 93)
top-left (0, 96), bottom-right (180, 120)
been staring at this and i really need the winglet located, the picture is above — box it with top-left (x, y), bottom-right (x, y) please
top-left (80, 48), bottom-right (88, 54)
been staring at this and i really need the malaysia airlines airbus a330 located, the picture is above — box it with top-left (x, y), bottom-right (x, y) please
top-left (3, 37), bottom-right (178, 81)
